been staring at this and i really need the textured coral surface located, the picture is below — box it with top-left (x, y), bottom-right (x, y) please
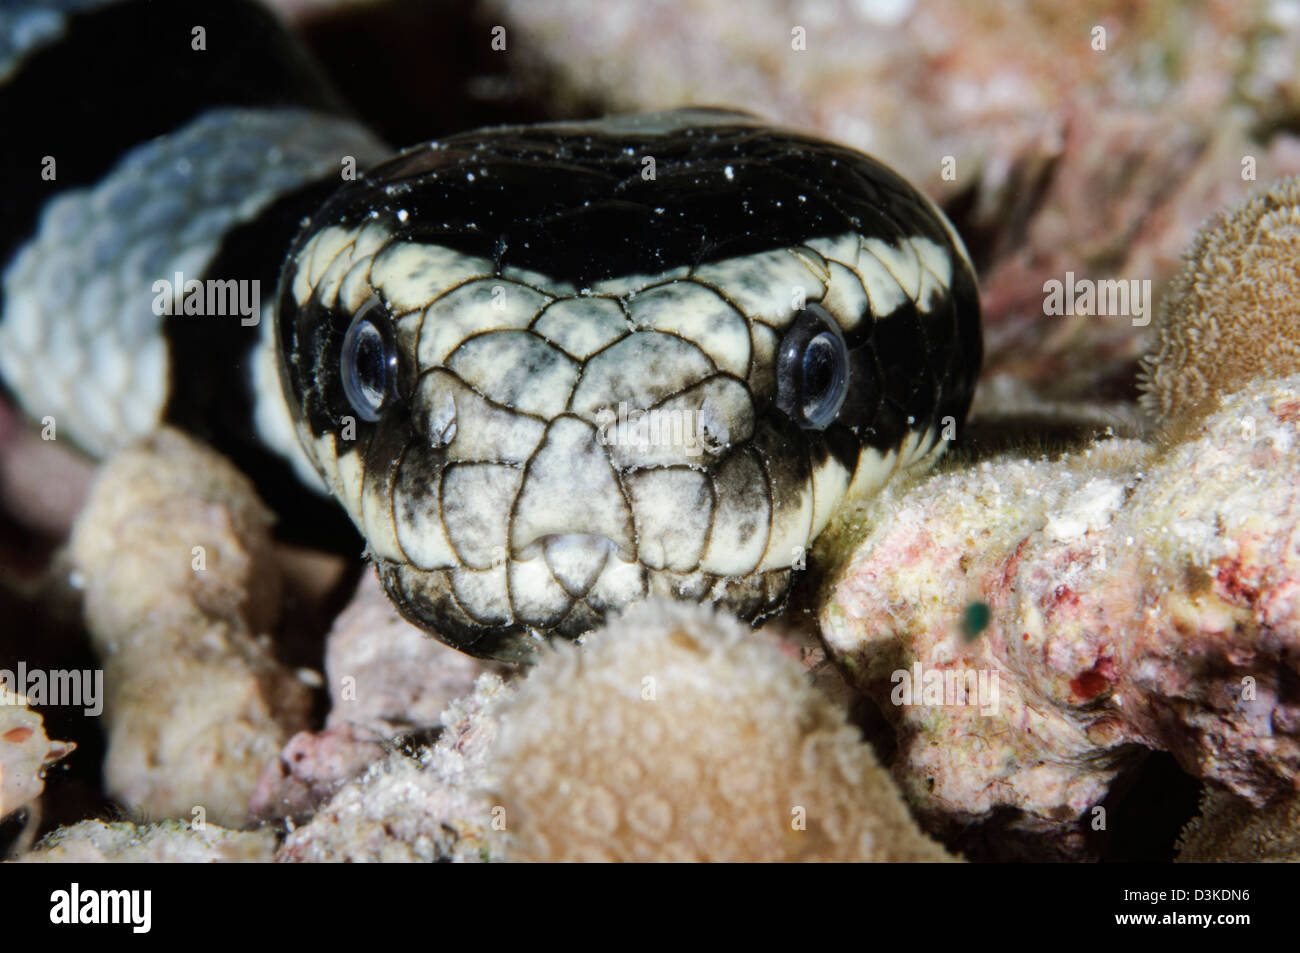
top-left (277, 675), bottom-right (506, 863)
top-left (68, 429), bottom-right (311, 828)
top-left (821, 375), bottom-right (1300, 854)
top-left (1176, 790), bottom-right (1300, 863)
top-left (9, 0), bottom-right (1300, 865)
top-left (489, 600), bottom-right (954, 862)
top-left (273, 601), bottom-right (956, 862)
top-left (1140, 176), bottom-right (1300, 426)
top-left (0, 687), bottom-right (74, 822)
top-left (19, 819), bottom-right (276, 863)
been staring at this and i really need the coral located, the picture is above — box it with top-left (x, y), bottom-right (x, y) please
top-left (820, 374), bottom-right (1300, 855)
top-left (18, 819), bottom-right (276, 863)
top-left (489, 0), bottom-right (1262, 202)
top-left (7, 0), bottom-right (1299, 869)
top-left (822, 169), bottom-right (1300, 856)
top-left (321, 570), bottom-right (510, 736)
top-left (1140, 176), bottom-right (1300, 427)
top-left (276, 675), bottom-right (508, 863)
top-left (0, 686), bottom-right (75, 821)
top-left (490, 0), bottom-right (1300, 403)
top-left (274, 603), bottom-right (905, 864)
top-left (251, 571), bottom-right (508, 821)
top-left (1176, 789), bottom-right (1300, 863)
top-left (487, 599), bottom-right (954, 862)
top-left (68, 428), bottom-right (311, 827)
top-left (248, 724), bottom-right (384, 824)
top-left (820, 437), bottom-right (1150, 857)
top-left (1116, 377), bottom-right (1300, 802)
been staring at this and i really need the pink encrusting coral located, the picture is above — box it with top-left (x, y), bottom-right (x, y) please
top-left (819, 374), bottom-right (1300, 854)
top-left (818, 174), bottom-right (1300, 857)
top-left (819, 439), bottom-right (1148, 855)
top-left (250, 571), bottom-right (508, 822)
top-left (1116, 377), bottom-right (1300, 802)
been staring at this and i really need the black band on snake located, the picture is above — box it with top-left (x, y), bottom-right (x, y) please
top-left (0, 0), bottom-right (981, 661)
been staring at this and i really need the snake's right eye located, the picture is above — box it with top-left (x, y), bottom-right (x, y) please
top-left (340, 296), bottom-right (398, 422)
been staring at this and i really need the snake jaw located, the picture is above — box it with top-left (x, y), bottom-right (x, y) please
top-left (274, 110), bottom-right (982, 659)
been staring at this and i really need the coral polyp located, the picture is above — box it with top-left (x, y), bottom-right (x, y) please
top-left (487, 600), bottom-right (956, 862)
top-left (1139, 175), bottom-right (1300, 427)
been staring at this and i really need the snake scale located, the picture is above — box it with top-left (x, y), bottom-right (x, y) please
top-left (0, 0), bottom-right (981, 660)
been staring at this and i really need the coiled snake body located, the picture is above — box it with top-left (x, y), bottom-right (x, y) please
top-left (1, 0), bottom-right (981, 660)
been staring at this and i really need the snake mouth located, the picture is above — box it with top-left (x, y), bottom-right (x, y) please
top-left (516, 532), bottom-right (631, 598)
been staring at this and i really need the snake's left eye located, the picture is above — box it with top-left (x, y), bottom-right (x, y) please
top-left (776, 303), bottom-right (850, 430)
top-left (340, 296), bottom-right (398, 422)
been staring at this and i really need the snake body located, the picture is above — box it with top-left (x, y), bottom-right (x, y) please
top-left (1, 1), bottom-right (981, 660)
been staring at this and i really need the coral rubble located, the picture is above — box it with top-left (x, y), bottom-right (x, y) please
top-left (821, 376), bottom-right (1300, 855)
top-left (250, 571), bottom-right (507, 822)
top-left (277, 601), bottom-right (953, 863)
top-left (276, 675), bottom-right (507, 863)
top-left (18, 819), bottom-right (276, 863)
top-left (820, 172), bottom-right (1300, 857)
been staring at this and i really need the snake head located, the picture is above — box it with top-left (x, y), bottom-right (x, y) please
top-left (275, 109), bottom-right (981, 660)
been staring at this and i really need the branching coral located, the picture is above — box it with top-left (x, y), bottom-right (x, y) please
top-left (487, 599), bottom-right (954, 862)
top-left (69, 428), bottom-right (311, 827)
top-left (1139, 175), bottom-right (1300, 427)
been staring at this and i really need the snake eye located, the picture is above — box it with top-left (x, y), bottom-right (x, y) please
top-left (776, 303), bottom-right (850, 430)
top-left (340, 296), bottom-right (398, 422)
